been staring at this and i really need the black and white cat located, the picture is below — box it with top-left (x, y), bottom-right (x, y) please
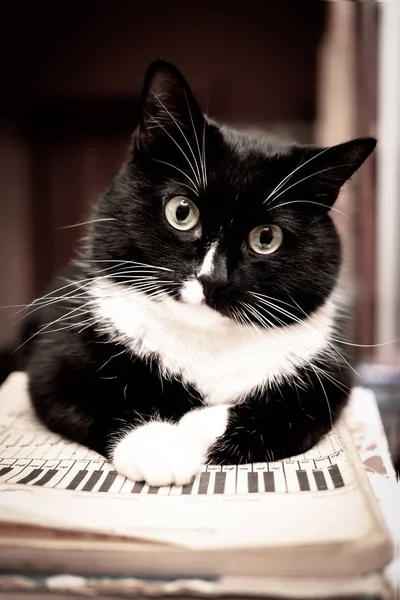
top-left (23, 60), bottom-right (376, 486)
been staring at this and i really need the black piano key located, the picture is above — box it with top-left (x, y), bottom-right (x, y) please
top-left (66, 469), bottom-right (88, 490)
top-left (81, 470), bottom-right (103, 492)
top-left (248, 472), bottom-right (259, 493)
top-left (0, 467), bottom-right (13, 478)
top-left (313, 470), bottom-right (328, 491)
top-left (17, 468), bottom-right (43, 484)
top-left (33, 469), bottom-right (58, 486)
top-left (98, 470), bottom-right (118, 492)
top-left (148, 486), bottom-right (160, 494)
top-left (263, 471), bottom-right (275, 492)
top-left (131, 481), bottom-right (145, 494)
top-left (214, 472), bottom-right (226, 494)
top-left (181, 480), bottom-right (194, 494)
top-left (296, 470), bottom-right (310, 491)
top-left (328, 464), bottom-right (345, 488)
top-left (198, 472), bottom-right (210, 494)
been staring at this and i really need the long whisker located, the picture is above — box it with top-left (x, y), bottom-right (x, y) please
top-left (251, 291), bottom-right (398, 350)
top-left (183, 89), bottom-right (205, 188)
top-left (269, 200), bottom-right (348, 218)
top-left (148, 158), bottom-right (199, 195)
top-left (265, 164), bottom-right (348, 206)
top-left (152, 92), bottom-right (203, 187)
top-left (145, 112), bottom-right (200, 187)
top-left (55, 218), bottom-right (116, 230)
top-left (264, 146), bottom-right (333, 204)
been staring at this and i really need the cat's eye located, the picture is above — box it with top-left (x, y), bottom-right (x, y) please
top-left (248, 224), bottom-right (283, 254)
top-left (165, 196), bottom-right (200, 231)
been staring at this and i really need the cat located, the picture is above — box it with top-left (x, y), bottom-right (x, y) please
top-left (22, 60), bottom-right (376, 486)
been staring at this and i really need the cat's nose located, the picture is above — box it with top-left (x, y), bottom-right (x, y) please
top-left (198, 273), bottom-right (227, 298)
top-left (198, 255), bottom-right (228, 299)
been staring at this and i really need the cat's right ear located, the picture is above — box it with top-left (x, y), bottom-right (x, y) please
top-left (133, 60), bottom-right (205, 153)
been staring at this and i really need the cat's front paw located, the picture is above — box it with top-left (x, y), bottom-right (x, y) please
top-left (112, 421), bottom-right (204, 486)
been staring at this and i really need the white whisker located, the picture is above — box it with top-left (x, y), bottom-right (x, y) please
top-left (145, 112), bottom-right (201, 187)
top-left (152, 91), bottom-right (203, 187)
top-left (55, 218), bottom-right (116, 230)
top-left (264, 146), bottom-right (333, 204)
top-left (148, 158), bottom-right (199, 195)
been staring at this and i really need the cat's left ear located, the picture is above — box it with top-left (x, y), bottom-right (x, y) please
top-left (299, 137), bottom-right (377, 207)
top-left (133, 60), bottom-right (205, 152)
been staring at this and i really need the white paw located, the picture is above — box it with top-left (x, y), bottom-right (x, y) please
top-left (112, 406), bottom-right (230, 487)
top-left (112, 421), bottom-right (204, 486)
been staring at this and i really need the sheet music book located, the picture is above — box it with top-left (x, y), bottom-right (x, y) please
top-left (0, 372), bottom-right (394, 598)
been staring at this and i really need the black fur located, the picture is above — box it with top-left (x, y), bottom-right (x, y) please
top-left (23, 60), bottom-right (376, 465)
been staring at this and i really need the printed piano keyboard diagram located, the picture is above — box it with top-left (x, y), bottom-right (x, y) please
top-left (0, 409), bottom-right (353, 496)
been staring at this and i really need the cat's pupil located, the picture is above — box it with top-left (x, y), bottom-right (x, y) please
top-left (175, 201), bottom-right (190, 222)
top-left (259, 227), bottom-right (273, 246)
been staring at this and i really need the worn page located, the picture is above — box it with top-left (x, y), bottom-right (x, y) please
top-left (0, 373), bottom-right (388, 557)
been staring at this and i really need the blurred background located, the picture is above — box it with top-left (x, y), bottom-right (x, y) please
top-left (0, 1), bottom-right (399, 465)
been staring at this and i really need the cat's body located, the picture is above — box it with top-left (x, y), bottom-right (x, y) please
top-left (23, 61), bottom-right (375, 485)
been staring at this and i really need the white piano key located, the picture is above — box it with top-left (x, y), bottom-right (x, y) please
top-left (268, 462), bottom-right (287, 493)
top-left (1, 459), bottom-right (32, 482)
top-left (298, 459), bottom-right (315, 471)
top-left (56, 460), bottom-right (90, 489)
top-left (90, 464), bottom-right (114, 492)
top-left (237, 464), bottom-right (251, 494)
top-left (314, 457), bottom-right (331, 469)
top-left (28, 459), bottom-right (46, 469)
top-left (43, 460), bottom-right (75, 487)
top-left (157, 485), bottom-right (172, 496)
top-left (298, 460), bottom-right (318, 491)
top-left (222, 465), bottom-right (236, 494)
top-left (190, 472), bottom-right (202, 495)
top-left (206, 470), bottom-right (216, 495)
top-left (108, 473), bottom-right (127, 493)
top-left (119, 478), bottom-right (135, 493)
top-left (6, 464), bottom-right (44, 484)
top-left (42, 459), bottom-right (60, 469)
top-left (323, 467), bottom-right (335, 490)
top-left (329, 450), bottom-right (344, 465)
top-left (0, 458), bottom-right (17, 468)
top-left (252, 462), bottom-right (269, 472)
top-left (169, 484), bottom-right (183, 495)
top-left (283, 461), bottom-right (300, 492)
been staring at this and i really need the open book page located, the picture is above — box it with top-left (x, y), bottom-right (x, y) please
top-left (0, 372), bottom-right (393, 576)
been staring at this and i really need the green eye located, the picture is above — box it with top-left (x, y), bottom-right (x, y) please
top-left (248, 224), bottom-right (283, 254)
top-left (165, 196), bottom-right (200, 231)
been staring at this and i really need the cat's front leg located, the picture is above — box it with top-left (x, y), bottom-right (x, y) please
top-left (112, 405), bottom-right (229, 486)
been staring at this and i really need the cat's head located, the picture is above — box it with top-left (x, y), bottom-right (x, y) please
top-left (91, 60), bottom-right (376, 329)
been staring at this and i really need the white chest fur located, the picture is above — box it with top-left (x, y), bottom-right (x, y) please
top-left (90, 278), bottom-right (335, 406)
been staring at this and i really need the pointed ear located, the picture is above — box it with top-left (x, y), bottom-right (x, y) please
top-left (298, 137), bottom-right (377, 208)
top-left (133, 60), bottom-right (205, 152)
